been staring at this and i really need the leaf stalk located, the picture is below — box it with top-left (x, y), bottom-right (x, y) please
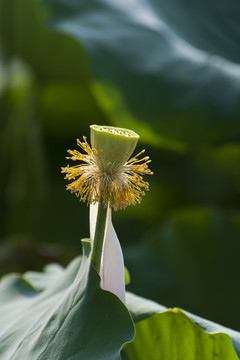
top-left (91, 198), bottom-right (108, 273)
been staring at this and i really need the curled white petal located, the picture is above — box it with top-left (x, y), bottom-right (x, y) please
top-left (90, 203), bottom-right (126, 303)
top-left (100, 207), bottom-right (126, 303)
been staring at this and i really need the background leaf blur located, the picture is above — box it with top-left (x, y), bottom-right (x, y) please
top-left (0, 0), bottom-right (240, 332)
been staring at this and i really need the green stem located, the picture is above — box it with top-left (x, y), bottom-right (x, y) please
top-left (91, 198), bottom-right (108, 273)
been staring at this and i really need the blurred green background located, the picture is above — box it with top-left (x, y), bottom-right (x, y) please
top-left (1, 0), bottom-right (240, 331)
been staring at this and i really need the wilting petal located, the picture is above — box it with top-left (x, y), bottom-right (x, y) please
top-left (90, 203), bottom-right (126, 303)
top-left (100, 207), bottom-right (126, 303)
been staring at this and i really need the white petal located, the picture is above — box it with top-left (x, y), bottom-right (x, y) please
top-left (100, 207), bottom-right (126, 303)
top-left (89, 203), bottom-right (126, 303)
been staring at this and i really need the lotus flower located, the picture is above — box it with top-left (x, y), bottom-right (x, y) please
top-left (62, 125), bottom-right (152, 303)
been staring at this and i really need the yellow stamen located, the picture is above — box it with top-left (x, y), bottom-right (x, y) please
top-left (61, 137), bottom-right (153, 211)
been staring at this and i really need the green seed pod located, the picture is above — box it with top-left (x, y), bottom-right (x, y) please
top-left (90, 125), bottom-right (139, 172)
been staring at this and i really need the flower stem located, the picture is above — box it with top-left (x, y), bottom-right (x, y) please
top-left (91, 198), bottom-right (108, 273)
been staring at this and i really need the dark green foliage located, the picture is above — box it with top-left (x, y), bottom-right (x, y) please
top-left (0, 248), bottom-right (239, 359)
top-left (0, 0), bottom-right (240, 345)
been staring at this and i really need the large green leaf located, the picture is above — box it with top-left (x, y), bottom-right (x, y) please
top-left (0, 240), bottom-right (134, 360)
top-left (1, 246), bottom-right (240, 359)
top-left (2, 0), bottom-right (240, 145)
top-left (127, 310), bottom-right (239, 360)
top-left (125, 207), bottom-right (240, 331)
top-left (40, 0), bottom-right (240, 145)
top-left (126, 293), bottom-right (240, 359)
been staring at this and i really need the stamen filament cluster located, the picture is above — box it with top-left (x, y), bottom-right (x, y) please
top-left (61, 136), bottom-right (153, 211)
